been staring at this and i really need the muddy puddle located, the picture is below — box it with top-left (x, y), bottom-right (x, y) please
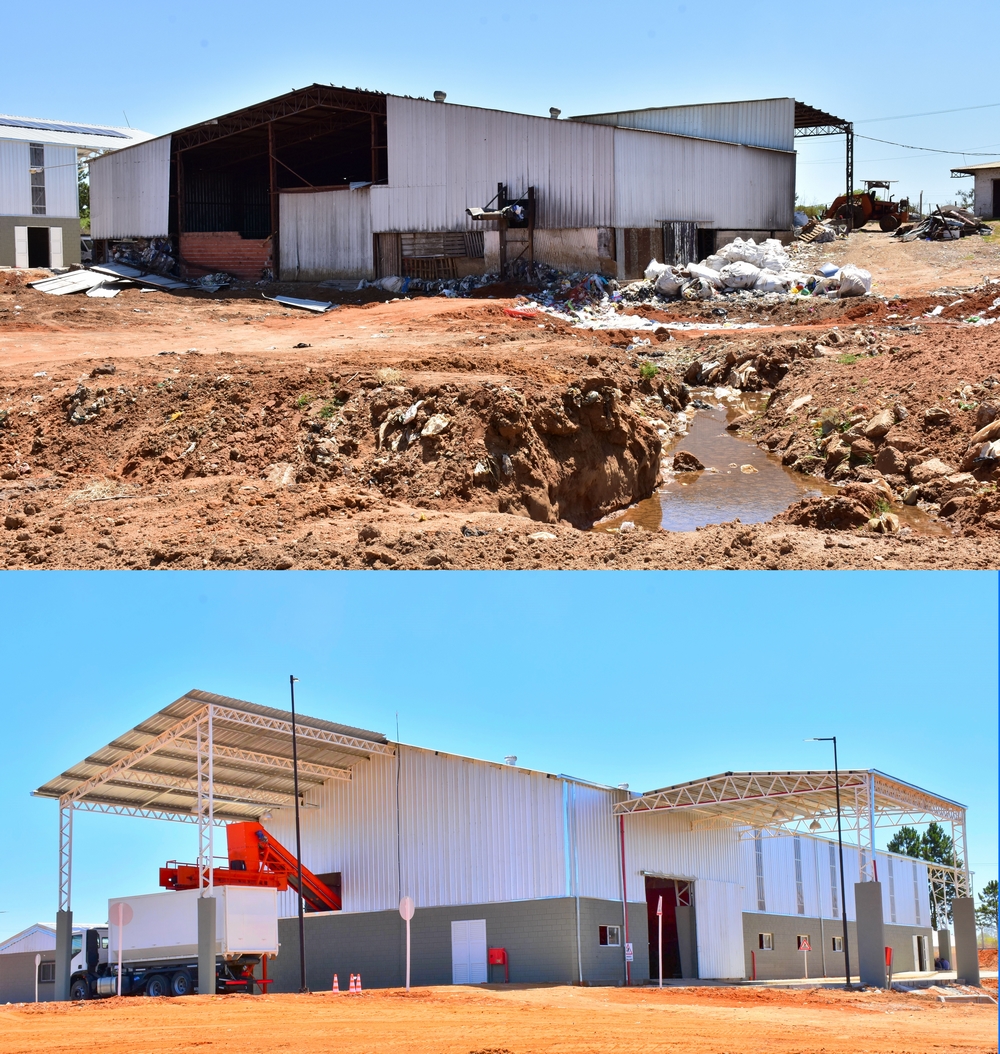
top-left (600, 392), bottom-right (947, 536)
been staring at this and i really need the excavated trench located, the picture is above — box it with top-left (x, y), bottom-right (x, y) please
top-left (600, 393), bottom-right (945, 535)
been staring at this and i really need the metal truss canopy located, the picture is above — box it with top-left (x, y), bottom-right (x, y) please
top-left (614, 769), bottom-right (969, 889)
top-left (34, 689), bottom-right (392, 822)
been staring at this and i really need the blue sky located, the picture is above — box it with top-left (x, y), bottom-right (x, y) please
top-left (2, 1), bottom-right (997, 208)
top-left (0, 572), bottom-right (995, 935)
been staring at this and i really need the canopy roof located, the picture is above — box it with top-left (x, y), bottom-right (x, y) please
top-left (614, 769), bottom-right (965, 835)
top-left (33, 690), bottom-right (392, 823)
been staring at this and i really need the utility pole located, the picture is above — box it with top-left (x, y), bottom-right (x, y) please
top-left (290, 675), bottom-right (309, 993)
top-left (808, 736), bottom-right (852, 989)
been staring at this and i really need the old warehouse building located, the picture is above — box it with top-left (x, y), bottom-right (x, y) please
top-left (26, 691), bottom-right (980, 999)
top-left (89, 87), bottom-right (850, 282)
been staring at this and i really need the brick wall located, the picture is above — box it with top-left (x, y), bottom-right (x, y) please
top-left (179, 232), bottom-right (272, 281)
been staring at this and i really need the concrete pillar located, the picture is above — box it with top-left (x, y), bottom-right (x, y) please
top-left (54, 909), bottom-right (73, 1001)
top-left (951, 897), bottom-right (980, 986)
top-left (854, 882), bottom-right (886, 988)
top-left (936, 928), bottom-right (952, 969)
top-left (197, 896), bottom-right (217, 996)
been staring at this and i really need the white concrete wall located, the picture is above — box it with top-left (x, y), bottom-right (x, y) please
top-left (973, 168), bottom-right (1000, 219)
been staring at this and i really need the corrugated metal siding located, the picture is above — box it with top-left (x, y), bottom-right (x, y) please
top-left (90, 135), bottom-right (170, 239)
top-left (694, 879), bottom-right (745, 978)
top-left (623, 812), bottom-right (742, 901)
top-left (43, 144), bottom-right (78, 218)
top-left (376, 96), bottom-right (614, 232)
top-left (573, 99), bottom-right (795, 153)
top-left (612, 128), bottom-right (794, 230)
top-left (739, 832), bottom-right (930, 926)
top-left (0, 139), bottom-right (31, 215)
top-left (267, 747), bottom-right (571, 916)
top-left (279, 189), bottom-right (373, 279)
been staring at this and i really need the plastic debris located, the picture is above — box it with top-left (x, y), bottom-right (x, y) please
top-left (262, 294), bottom-right (335, 313)
top-left (895, 207), bottom-right (993, 241)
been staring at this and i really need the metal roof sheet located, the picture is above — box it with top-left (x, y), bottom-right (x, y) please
top-left (0, 113), bottom-right (156, 151)
top-left (34, 690), bottom-right (390, 822)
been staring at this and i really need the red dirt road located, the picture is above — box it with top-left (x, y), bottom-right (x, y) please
top-left (1, 985), bottom-right (995, 1054)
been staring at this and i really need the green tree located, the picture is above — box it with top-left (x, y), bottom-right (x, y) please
top-left (78, 160), bottom-right (90, 233)
top-left (977, 880), bottom-right (998, 931)
top-left (887, 823), bottom-right (963, 926)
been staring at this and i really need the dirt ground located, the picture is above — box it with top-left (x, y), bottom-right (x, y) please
top-left (1, 231), bottom-right (998, 570)
top-left (1, 984), bottom-right (996, 1054)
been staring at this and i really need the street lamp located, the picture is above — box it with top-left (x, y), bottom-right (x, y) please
top-left (290, 675), bottom-right (309, 994)
top-left (806, 736), bottom-right (852, 989)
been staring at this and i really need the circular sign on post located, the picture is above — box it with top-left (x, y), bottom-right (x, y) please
top-left (34, 953), bottom-right (41, 966)
top-left (399, 896), bottom-right (415, 921)
top-left (115, 902), bottom-right (134, 926)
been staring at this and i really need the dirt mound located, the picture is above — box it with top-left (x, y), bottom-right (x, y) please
top-left (980, 948), bottom-right (998, 969)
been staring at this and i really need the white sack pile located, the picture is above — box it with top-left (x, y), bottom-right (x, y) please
top-left (644, 237), bottom-right (870, 300)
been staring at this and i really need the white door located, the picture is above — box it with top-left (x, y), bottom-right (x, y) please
top-left (49, 227), bottom-right (63, 268)
top-left (451, 919), bottom-right (487, 984)
top-left (693, 879), bottom-right (744, 979)
top-left (14, 226), bottom-right (28, 268)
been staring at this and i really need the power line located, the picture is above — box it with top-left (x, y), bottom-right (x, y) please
top-left (857, 101), bottom-right (1000, 124)
top-left (855, 133), bottom-right (1000, 157)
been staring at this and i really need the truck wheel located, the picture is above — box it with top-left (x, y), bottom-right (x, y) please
top-left (170, 971), bottom-right (192, 997)
top-left (144, 974), bottom-right (168, 997)
top-left (879, 214), bottom-right (901, 231)
top-left (70, 977), bottom-right (90, 1000)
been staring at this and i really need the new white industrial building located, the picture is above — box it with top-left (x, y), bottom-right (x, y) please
top-left (88, 87), bottom-right (851, 283)
top-left (0, 114), bottom-right (152, 269)
top-left (16, 690), bottom-right (979, 1001)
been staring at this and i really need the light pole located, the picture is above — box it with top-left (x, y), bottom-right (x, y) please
top-left (290, 675), bottom-right (309, 994)
top-left (807, 736), bottom-right (852, 989)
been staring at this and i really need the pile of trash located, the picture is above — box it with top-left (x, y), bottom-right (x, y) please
top-left (895, 207), bottom-right (994, 241)
top-left (642, 236), bottom-right (871, 301)
top-left (107, 237), bottom-right (176, 274)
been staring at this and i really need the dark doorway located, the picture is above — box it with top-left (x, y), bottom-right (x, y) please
top-left (645, 876), bottom-right (683, 980)
top-left (696, 228), bottom-right (716, 262)
top-left (992, 179), bottom-right (999, 221)
top-left (27, 227), bottom-right (49, 268)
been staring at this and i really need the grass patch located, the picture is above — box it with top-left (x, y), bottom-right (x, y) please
top-left (639, 362), bottom-right (659, 380)
top-left (296, 393), bottom-right (314, 409)
top-left (874, 497), bottom-right (891, 515)
top-left (837, 352), bottom-right (860, 365)
top-left (318, 399), bottom-right (344, 419)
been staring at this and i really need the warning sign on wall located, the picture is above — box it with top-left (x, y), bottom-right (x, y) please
top-left (625, 943), bottom-right (633, 962)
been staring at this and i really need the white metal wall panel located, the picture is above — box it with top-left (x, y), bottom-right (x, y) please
top-left (48, 226), bottom-right (63, 267)
top-left (569, 783), bottom-right (622, 901)
top-left (14, 225), bottom-right (28, 267)
top-left (90, 135), bottom-right (170, 239)
top-left (268, 747), bottom-right (570, 917)
top-left (613, 127), bottom-right (794, 231)
top-left (738, 832), bottom-right (930, 927)
top-left (0, 140), bottom-right (31, 215)
top-left (42, 144), bottom-right (78, 218)
top-left (623, 811), bottom-right (742, 902)
top-left (279, 189), bottom-right (373, 278)
top-left (694, 880), bottom-right (745, 978)
top-left (381, 96), bottom-right (613, 232)
top-left (573, 99), bottom-right (796, 153)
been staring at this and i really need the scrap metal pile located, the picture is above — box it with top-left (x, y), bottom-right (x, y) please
top-left (895, 207), bottom-right (994, 241)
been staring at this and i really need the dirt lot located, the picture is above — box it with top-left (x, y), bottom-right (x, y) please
top-left (1, 231), bottom-right (998, 570)
top-left (1, 984), bottom-right (996, 1054)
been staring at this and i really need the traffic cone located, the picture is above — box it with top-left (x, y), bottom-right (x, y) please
top-left (349, 973), bottom-right (356, 994)
top-left (332, 974), bottom-right (339, 993)
top-left (355, 973), bottom-right (362, 994)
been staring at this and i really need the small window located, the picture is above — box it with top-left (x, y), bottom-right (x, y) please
top-left (71, 934), bottom-right (83, 955)
top-left (38, 962), bottom-right (56, 982)
top-left (99, 935), bottom-right (109, 950)
top-left (796, 935), bottom-right (810, 951)
top-left (599, 925), bottom-right (621, 947)
top-left (758, 933), bottom-right (773, 951)
top-left (831, 936), bottom-right (843, 953)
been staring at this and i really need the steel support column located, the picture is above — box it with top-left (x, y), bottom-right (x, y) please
top-left (196, 706), bottom-right (215, 893)
top-left (55, 803), bottom-right (73, 1000)
top-left (845, 123), bottom-right (854, 232)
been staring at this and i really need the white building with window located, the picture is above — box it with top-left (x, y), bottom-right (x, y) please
top-left (0, 114), bottom-right (152, 269)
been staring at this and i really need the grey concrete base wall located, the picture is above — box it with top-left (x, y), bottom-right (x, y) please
top-left (855, 881), bottom-right (887, 987)
top-left (952, 897), bottom-right (980, 986)
top-left (0, 217), bottom-right (81, 268)
top-left (0, 950), bottom-right (56, 1003)
top-left (272, 897), bottom-right (647, 992)
top-left (743, 913), bottom-right (933, 981)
